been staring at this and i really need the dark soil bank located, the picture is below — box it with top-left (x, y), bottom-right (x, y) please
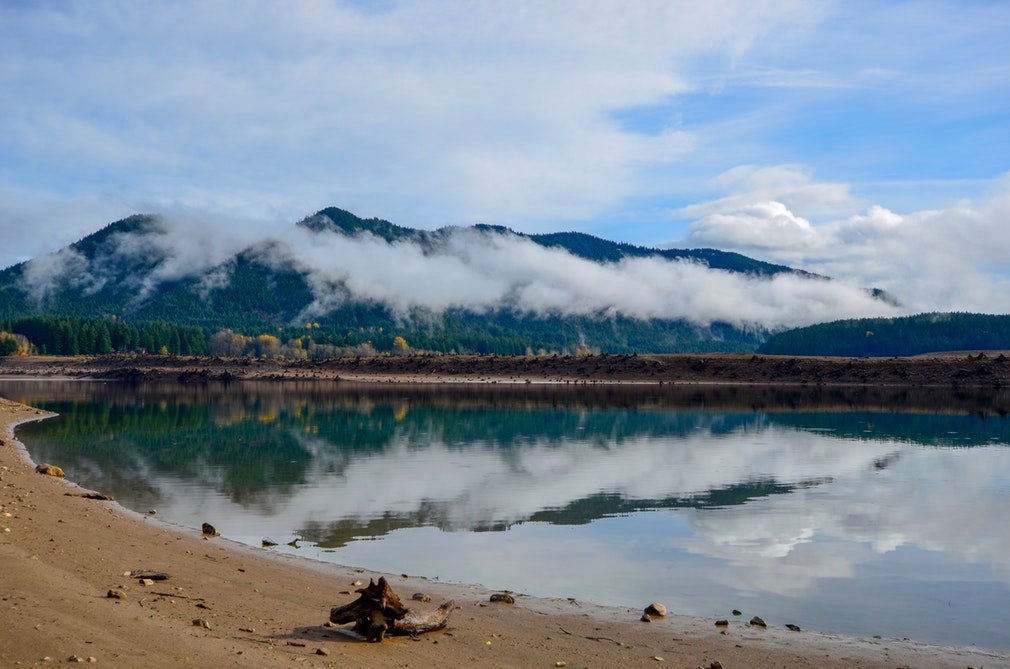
top-left (1, 351), bottom-right (1009, 387)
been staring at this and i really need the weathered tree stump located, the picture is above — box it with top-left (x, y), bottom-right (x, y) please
top-left (329, 577), bottom-right (453, 642)
top-left (395, 600), bottom-right (454, 636)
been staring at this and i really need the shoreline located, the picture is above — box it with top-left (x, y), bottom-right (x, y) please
top-left (2, 351), bottom-right (1010, 388)
top-left (1, 394), bottom-right (1007, 667)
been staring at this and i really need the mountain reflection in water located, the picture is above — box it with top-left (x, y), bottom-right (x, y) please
top-left (5, 380), bottom-right (1010, 650)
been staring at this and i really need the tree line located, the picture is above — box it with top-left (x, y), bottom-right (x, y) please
top-left (12, 311), bottom-right (1008, 359)
top-left (1, 309), bottom-right (767, 359)
top-left (0, 316), bottom-right (208, 356)
top-left (0, 313), bottom-right (667, 358)
top-left (758, 312), bottom-right (1010, 357)
top-left (0, 316), bottom-right (416, 358)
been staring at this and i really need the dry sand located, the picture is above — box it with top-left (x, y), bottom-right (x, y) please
top-left (1, 395), bottom-right (1006, 668)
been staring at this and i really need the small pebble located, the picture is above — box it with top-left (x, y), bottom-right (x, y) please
top-left (192, 618), bottom-right (211, 629)
top-left (640, 614), bottom-right (651, 622)
top-left (555, 662), bottom-right (566, 667)
top-left (314, 648), bottom-right (329, 656)
top-left (714, 619), bottom-right (728, 627)
top-left (732, 609), bottom-right (741, 616)
top-left (749, 616), bottom-right (767, 627)
top-left (785, 623), bottom-right (801, 632)
top-left (489, 592), bottom-right (515, 604)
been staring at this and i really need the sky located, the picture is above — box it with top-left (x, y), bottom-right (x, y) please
top-left (2, 0), bottom-right (1009, 319)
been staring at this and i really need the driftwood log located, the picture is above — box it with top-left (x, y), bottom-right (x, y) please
top-left (329, 577), bottom-right (453, 642)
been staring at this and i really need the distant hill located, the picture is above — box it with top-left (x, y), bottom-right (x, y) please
top-left (0, 207), bottom-right (886, 355)
top-left (758, 312), bottom-right (1010, 357)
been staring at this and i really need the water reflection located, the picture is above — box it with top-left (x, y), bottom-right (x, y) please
top-left (4, 380), bottom-right (1010, 649)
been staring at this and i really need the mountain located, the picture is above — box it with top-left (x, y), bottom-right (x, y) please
top-left (0, 207), bottom-right (882, 355)
top-left (304, 207), bottom-right (805, 276)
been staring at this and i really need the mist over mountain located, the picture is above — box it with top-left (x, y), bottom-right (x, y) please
top-left (0, 207), bottom-right (902, 354)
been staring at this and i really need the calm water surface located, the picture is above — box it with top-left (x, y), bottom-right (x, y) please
top-left (5, 380), bottom-right (1010, 650)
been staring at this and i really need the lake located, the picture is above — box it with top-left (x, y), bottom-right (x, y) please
top-left (4, 379), bottom-right (1010, 650)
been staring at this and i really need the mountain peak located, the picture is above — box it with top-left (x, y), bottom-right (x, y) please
top-left (70, 214), bottom-right (162, 258)
top-left (299, 207), bottom-right (419, 244)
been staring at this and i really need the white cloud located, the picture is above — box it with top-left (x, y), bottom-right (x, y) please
top-left (686, 201), bottom-right (819, 251)
top-left (680, 165), bottom-right (859, 222)
top-left (0, 0), bottom-right (820, 260)
top-left (684, 167), bottom-right (1010, 314)
top-left (20, 247), bottom-right (98, 298)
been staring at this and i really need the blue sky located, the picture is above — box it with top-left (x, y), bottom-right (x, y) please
top-left (2, 0), bottom-right (1009, 315)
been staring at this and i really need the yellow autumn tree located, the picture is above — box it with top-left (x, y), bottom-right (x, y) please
top-left (0, 332), bottom-right (20, 356)
top-left (255, 334), bottom-right (281, 358)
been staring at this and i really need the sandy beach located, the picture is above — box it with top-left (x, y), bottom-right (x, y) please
top-left (1, 394), bottom-right (1007, 668)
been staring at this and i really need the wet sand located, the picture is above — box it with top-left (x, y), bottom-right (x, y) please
top-left (1, 393), bottom-right (1007, 668)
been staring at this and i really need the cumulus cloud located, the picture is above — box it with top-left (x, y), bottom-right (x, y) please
top-left (686, 201), bottom-right (821, 251)
top-left (683, 167), bottom-right (1010, 314)
top-left (682, 165), bottom-right (859, 221)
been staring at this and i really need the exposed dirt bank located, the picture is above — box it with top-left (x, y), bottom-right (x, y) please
top-left (2, 350), bottom-right (1009, 387)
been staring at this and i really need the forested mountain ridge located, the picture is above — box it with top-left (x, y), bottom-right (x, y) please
top-left (303, 207), bottom-right (805, 276)
top-left (758, 312), bottom-right (1010, 357)
top-left (0, 206), bottom-right (889, 356)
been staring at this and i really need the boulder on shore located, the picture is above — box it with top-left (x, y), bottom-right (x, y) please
top-left (35, 463), bottom-right (65, 477)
